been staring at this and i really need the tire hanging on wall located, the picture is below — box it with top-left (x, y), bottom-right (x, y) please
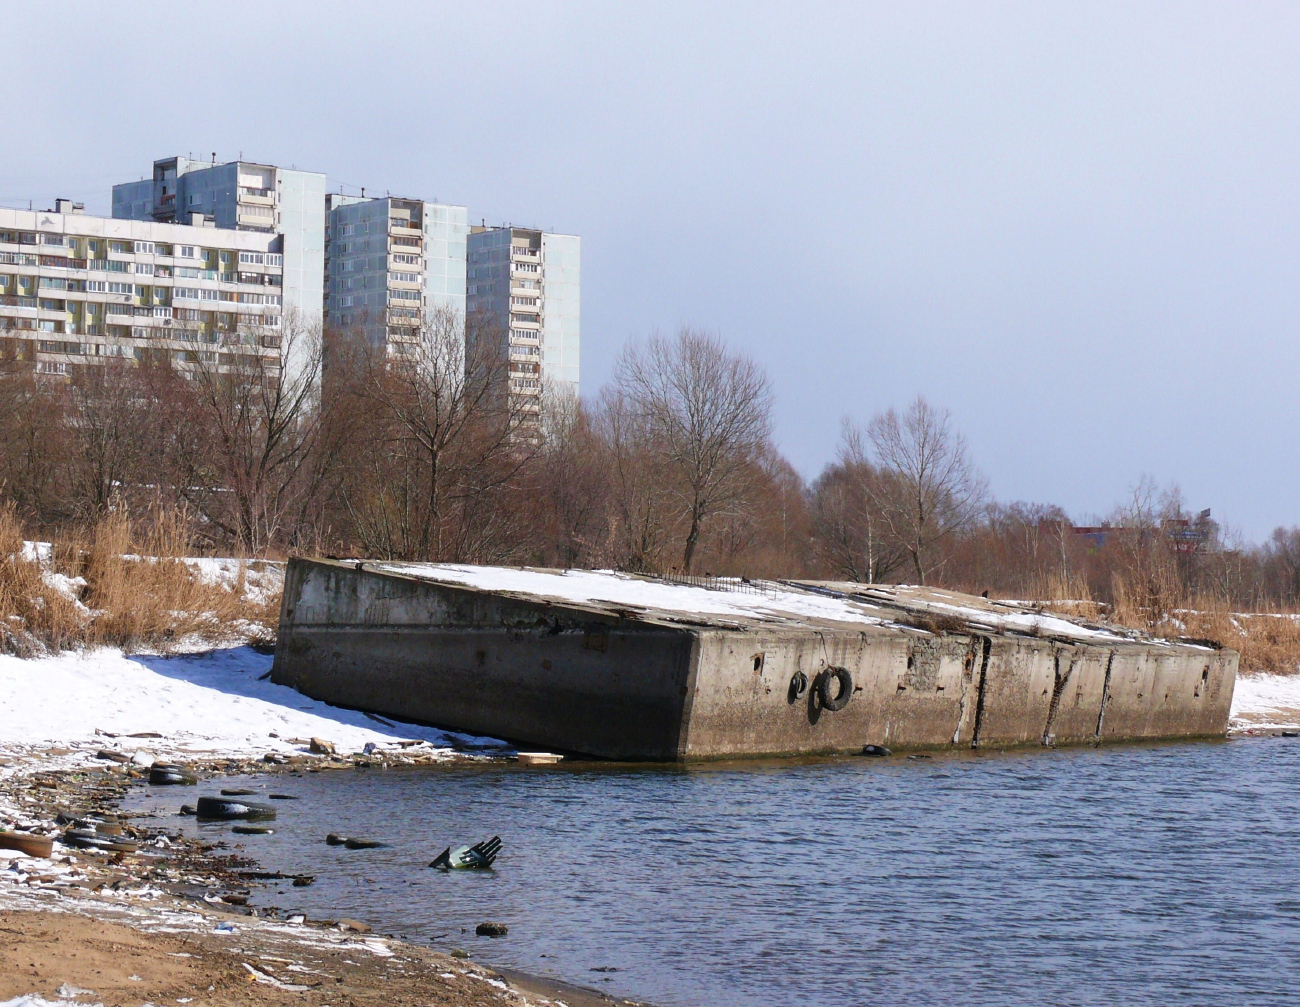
top-left (818, 667), bottom-right (854, 712)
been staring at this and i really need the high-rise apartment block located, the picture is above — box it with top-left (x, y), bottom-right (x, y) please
top-left (9, 154), bottom-right (580, 398)
top-left (324, 195), bottom-right (467, 352)
top-left (113, 157), bottom-right (325, 327)
top-left (0, 202), bottom-right (284, 376)
top-left (467, 226), bottom-right (580, 407)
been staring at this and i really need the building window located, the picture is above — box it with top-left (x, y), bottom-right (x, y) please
top-left (108, 282), bottom-right (131, 294)
top-left (179, 245), bottom-right (195, 257)
top-left (393, 254), bottom-right (420, 265)
top-left (134, 241), bottom-right (155, 254)
top-left (135, 263), bottom-right (154, 275)
top-left (392, 272), bottom-right (419, 283)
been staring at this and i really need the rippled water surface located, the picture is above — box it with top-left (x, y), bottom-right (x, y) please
top-left (126, 738), bottom-right (1300, 1006)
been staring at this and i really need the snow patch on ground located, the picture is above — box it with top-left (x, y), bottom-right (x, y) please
top-left (0, 646), bottom-right (502, 762)
top-left (1231, 672), bottom-right (1300, 730)
top-left (183, 557), bottom-right (284, 606)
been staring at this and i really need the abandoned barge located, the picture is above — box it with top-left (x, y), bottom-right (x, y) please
top-left (270, 559), bottom-right (1237, 760)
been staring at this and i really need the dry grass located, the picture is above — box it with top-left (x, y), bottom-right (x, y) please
top-left (1170, 604), bottom-right (1300, 676)
top-left (0, 503), bottom-right (279, 656)
top-left (1028, 573), bottom-right (1300, 676)
top-left (0, 505), bottom-right (86, 655)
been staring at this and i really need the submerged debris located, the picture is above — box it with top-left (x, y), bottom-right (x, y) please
top-left (431, 835), bottom-right (502, 870)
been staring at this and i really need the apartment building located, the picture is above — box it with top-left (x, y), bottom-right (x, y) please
top-left (0, 202), bottom-right (284, 376)
top-left (466, 226), bottom-right (579, 410)
top-left (112, 156), bottom-right (325, 329)
top-left (323, 194), bottom-right (468, 352)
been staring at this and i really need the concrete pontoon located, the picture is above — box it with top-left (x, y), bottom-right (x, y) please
top-left (271, 559), bottom-right (1238, 760)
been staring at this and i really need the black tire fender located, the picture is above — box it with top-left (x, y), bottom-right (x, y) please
top-left (818, 667), bottom-right (854, 712)
top-left (788, 671), bottom-right (809, 701)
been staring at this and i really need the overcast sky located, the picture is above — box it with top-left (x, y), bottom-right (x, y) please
top-left (4, 2), bottom-right (1298, 540)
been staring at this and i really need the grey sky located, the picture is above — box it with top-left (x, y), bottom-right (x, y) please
top-left (4, 2), bottom-right (1297, 541)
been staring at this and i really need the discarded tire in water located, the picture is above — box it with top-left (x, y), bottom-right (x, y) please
top-left (195, 797), bottom-right (276, 821)
top-left (818, 667), bottom-right (854, 711)
top-left (220, 788), bottom-right (257, 796)
top-left (232, 825), bottom-right (274, 835)
top-left (150, 765), bottom-right (196, 786)
top-left (343, 837), bottom-right (387, 849)
top-left (860, 744), bottom-right (892, 757)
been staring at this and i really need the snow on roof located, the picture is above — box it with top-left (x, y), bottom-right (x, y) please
top-left (363, 562), bottom-right (1152, 645)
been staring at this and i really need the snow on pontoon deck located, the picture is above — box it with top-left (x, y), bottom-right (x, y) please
top-left (368, 563), bottom-right (1162, 646)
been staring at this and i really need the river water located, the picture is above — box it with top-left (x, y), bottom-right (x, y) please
top-left (126, 738), bottom-right (1300, 1006)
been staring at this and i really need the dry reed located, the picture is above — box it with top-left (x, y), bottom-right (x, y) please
top-left (1033, 570), bottom-right (1300, 675)
top-left (0, 503), bottom-right (278, 656)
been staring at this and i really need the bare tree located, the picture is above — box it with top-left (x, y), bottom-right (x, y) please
top-left (811, 422), bottom-right (909, 583)
top-left (530, 384), bottom-right (612, 568)
top-left (861, 396), bottom-right (986, 584)
top-left (171, 309), bottom-right (325, 554)
top-left (614, 328), bottom-right (773, 572)
top-left (64, 361), bottom-right (156, 518)
top-left (342, 306), bottom-right (532, 561)
top-left (0, 355), bottom-right (69, 525)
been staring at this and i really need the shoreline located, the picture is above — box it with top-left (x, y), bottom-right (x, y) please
top-left (3, 644), bottom-right (1300, 1007)
top-left (0, 751), bottom-right (652, 1007)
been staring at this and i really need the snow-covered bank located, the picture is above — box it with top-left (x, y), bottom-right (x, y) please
top-left (1230, 672), bottom-right (1300, 731)
top-left (0, 645), bottom-right (506, 765)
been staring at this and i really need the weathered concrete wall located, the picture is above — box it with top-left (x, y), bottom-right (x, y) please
top-left (272, 560), bottom-right (698, 759)
top-left (677, 630), bottom-right (1235, 757)
top-left (273, 559), bottom-right (1238, 760)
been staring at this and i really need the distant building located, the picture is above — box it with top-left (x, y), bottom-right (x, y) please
top-left (467, 226), bottom-right (580, 412)
top-left (323, 194), bottom-right (467, 353)
top-left (112, 157), bottom-right (326, 333)
top-left (0, 201), bottom-right (284, 377)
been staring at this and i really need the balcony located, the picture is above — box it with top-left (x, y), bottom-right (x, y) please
top-left (511, 247), bottom-right (540, 260)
